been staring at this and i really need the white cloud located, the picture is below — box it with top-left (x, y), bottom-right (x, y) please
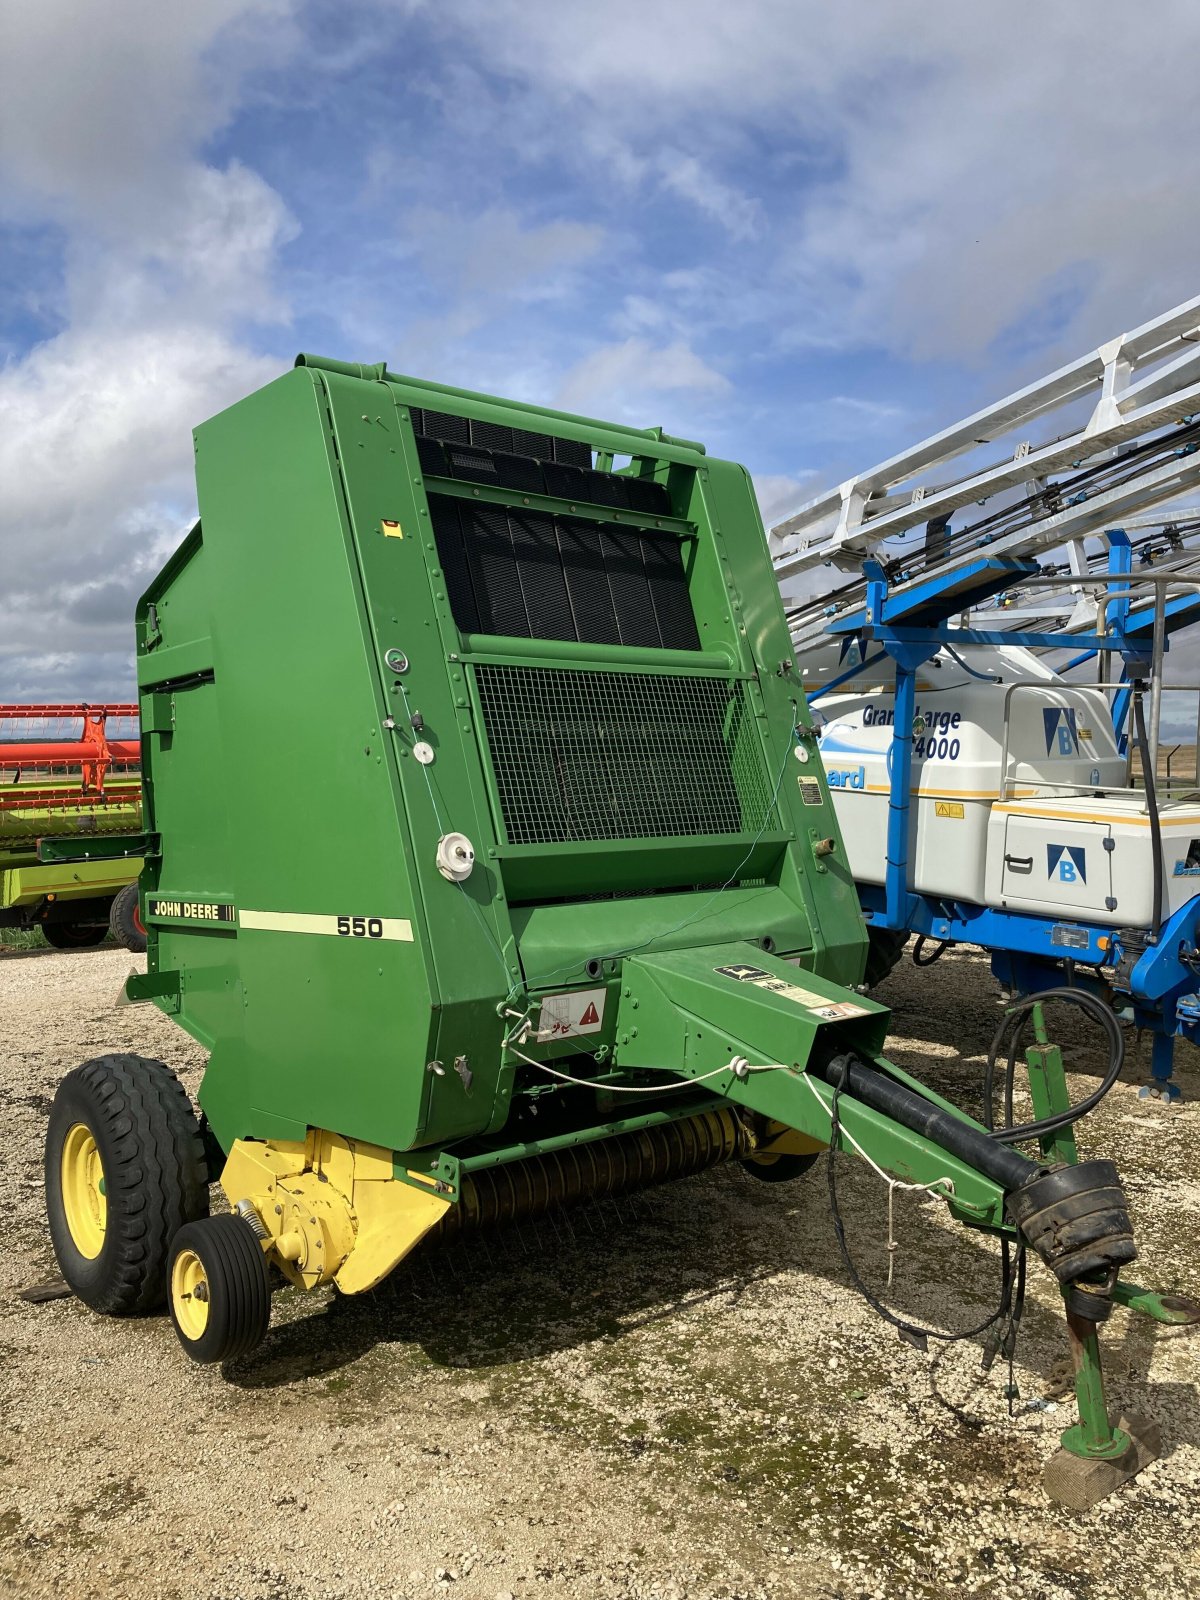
top-left (408, 206), bottom-right (603, 301)
top-left (0, 1), bottom-right (297, 234)
top-left (0, 3), bottom-right (300, 698)
top-left (0, 325), bottom-right (280, 681)
top-left (427, 0), bottom-right (1200, 363)
top-left (752, 472), bottom-right (817, 529)
top-left (555, 337), bottom-right (730, 418)
top-left (658, 152), bottom-right (762, 242)
top-left (7, 0), bottom-right (1200, 702)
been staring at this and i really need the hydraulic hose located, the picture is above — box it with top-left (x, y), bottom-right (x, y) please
top-left (1132, 688), bottom-right (1165, 940)
top-left (982, 987), bottom-right (1125, 1145)
top-left (809, 1053), bottom-right (1038, 1190)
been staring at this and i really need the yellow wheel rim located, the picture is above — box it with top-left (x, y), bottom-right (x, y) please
top-left (171, 1248), bottom-right (210, 1341)
top-left (60, 1122), bottom-right (107, 1259)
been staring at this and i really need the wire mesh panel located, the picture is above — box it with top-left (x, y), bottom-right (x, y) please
top-left (473, 665), bottom-right (776, 844)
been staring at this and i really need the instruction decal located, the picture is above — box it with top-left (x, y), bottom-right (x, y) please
top-left (797, 776), bottom-right (823, 805)
top-left (714, 964), bottom-right (869, 1021)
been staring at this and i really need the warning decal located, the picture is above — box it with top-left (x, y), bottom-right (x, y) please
top-left (797, 777), bottom-right (823, 805)
top-left (934, 800), bottom-right (964, 819)
top-left (537, 987), bottom-right (607, 1039)
top-left (714, 964), bottom-right (869, 1021)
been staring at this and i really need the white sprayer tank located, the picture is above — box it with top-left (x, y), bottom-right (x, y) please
top-left (816, 645), bottom-right (1200, 928)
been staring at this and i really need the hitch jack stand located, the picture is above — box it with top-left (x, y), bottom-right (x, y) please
top-left (1022, 1005), bottom-right (1184, 1509)
top-left (1042, 1304), bottom-right (1161, 1511)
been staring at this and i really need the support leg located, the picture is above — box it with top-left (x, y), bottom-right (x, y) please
top-left (1042, 1306), bottom-right (1161, 1510)
top-left (1021, 1012), bottom-right (1168, 1506)
top-left (1138, 1031), bottom-right (1182, 1103)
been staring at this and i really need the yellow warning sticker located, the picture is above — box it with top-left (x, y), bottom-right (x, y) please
top-left (934, 800), bottom-right (965, 819)
top-left (1079, 726), bottom-right (1093, 741)
top-left (381, 520), bottom-right (404, 538)
top-left (714, 964), bottom-right (870, 1021)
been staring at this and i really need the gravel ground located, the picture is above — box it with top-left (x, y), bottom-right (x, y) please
top-left (1, 943), bottom-right (1198, 1600)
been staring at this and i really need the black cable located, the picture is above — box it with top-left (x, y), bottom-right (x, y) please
top-left (785, 421), bottom-right (1200, 637)
top-left (825, 1058), bottom-right (1017, 1348)
top-left (911, 935), bottom-right (948, 967)
top-left (1132, 688), bottom-right (1165, 939)
top-left (982, 988), bottom-right (1124, 1145)
top-left (942, 642), bottom-right (1002, 683)
top-left (826, 983), bottom-right (1120, 1355)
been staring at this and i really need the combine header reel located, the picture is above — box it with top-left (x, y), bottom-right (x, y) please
top-left (42, 358), bottom-right (1197, 1507)
top-left (1, 703), bottom-right (144, 949)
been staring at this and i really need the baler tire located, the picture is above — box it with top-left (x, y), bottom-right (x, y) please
top-left (42, 922), bottom-right (107, 950)
top-left (863, 927), bottom-right (908, 989)
top-left (45, 1055), bottom-right (210, 1316)
top-left (741, 1150), bottom-right (821, 1184)
top-left (108, 885), bottom-right (146, 953)
top-left (168, 1215), bottom-right (271, 1365)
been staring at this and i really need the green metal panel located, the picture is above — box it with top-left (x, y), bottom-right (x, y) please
top-left (611, 942), bottom-right (1003, 1223)
top-left (134, 358), bottom-right (869, 1160)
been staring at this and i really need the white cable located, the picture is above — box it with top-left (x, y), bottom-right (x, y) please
top-left (797, 1071), bottom-right (955, 1289)
top-left (503, 1039), bottom-right (790, 1093)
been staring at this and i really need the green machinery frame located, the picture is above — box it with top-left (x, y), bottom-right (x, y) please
top-left (97, 356), bottom-right (1196, 1495)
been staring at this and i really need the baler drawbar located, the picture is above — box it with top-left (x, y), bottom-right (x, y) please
top-left (43, 357), bottom-right (1197, 1506)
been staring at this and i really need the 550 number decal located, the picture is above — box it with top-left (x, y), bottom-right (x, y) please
top-left (337, 915), bottom-right (385, 938)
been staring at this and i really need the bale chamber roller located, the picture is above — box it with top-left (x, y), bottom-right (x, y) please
top-left (43, 357), bottom-right (1197, 1503)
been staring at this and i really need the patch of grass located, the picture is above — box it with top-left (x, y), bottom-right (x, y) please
top-left (0, 926), bottom-right (117, 954)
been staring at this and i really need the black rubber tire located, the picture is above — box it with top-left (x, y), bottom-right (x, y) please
top-left (43, 922), bottom-right (107, 950)
top-left (45, 1055), bottom-right (209, 1315)
top-left (741, 1150), bottom-right (821, 1183)
top-left (108, 884), bottom-right (147, 953)
top-left (168, 1214), bottom-right (272, 1364)
top-left (863, 926), bottom-right (908, 988)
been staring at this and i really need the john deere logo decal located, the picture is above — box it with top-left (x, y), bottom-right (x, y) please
top-left (1047, 844), bottom-right (1086, 884)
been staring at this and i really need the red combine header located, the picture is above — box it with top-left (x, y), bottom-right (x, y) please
top-left (0, 704), bottom-right (145, 950)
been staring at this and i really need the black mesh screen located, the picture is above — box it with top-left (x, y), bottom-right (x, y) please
top-left (409, 407), bottom-right (672, 517)
top-left (429, 495), bottom-right (699, 650)
top-left (412, 408), bottom-right (592, 469)
top-left (473, 666), bottom-right (775, 843)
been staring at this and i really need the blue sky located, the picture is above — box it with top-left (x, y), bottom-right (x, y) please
top-left (3, 0), bottom-right (1200, 701)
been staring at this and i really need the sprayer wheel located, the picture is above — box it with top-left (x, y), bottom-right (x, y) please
top-left (741, 1150), bottom-right (821, 1183)
top-left (108, 884), bottom-right (147, 953)
top-left (42, 922), bottom-right (107, 950)
top-left (168, 1214), bottom-right (271, 1364)
top-left (45, 1055), bottom-right (210, 1314)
